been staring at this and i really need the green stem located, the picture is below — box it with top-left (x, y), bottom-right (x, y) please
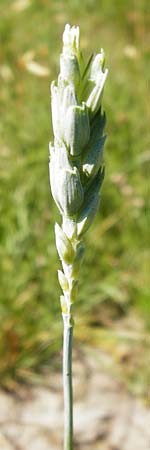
top-left (63, 313), bottom-right (74, 450)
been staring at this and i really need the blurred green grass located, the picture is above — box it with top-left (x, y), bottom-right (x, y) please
top-left (0, 0), bottom-right (149, 394)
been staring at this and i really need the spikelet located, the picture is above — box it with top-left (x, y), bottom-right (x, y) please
top-left (49, 24), bottom-right (108, 312)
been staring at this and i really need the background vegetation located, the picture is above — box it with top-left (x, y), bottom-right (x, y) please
top-left (0, 0), bottom-right (149, 398)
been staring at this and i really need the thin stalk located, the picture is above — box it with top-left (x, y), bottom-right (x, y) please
top-left (63, 313), bottom-right (74, 450)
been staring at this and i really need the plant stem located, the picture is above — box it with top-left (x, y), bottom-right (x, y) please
top-left (63, 313), bottom-right (74, 450)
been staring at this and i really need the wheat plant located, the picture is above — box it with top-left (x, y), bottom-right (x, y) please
top-left (49, 23), bottom-right (108, 450)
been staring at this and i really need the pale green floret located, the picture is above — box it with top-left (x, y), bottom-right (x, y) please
top-left (58, 166), bottom-right (84, 216)
top-left (89, 49), bottom-right (106, 80)
top-left (62, 23), bottom-right (84, 73)
top-left (58, 270), bottom-right (69, 291)
top-left (55, 223), bottom-right (75, 264)
top-left (61, 83), bottom-right (77, 118)
top-left (85, 68), bottom-right (108, 114)
top-left (51, 81), bottom-right (78, 141)
top-left (62, 24), bottom-right (80, 56)
top-left (64, 103), bottom-right (90, 156)
top-left (60, 53), bottom-right (80, 87)
top-left (49, 143), bottom-right (84, 215)
top-left (51, 143), bottom-right (71, 170)
top-left (62, 216), bottom-right (77, 240)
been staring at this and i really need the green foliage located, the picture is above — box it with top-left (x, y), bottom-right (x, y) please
top-left (0, 0), bottom-right (149, 392)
